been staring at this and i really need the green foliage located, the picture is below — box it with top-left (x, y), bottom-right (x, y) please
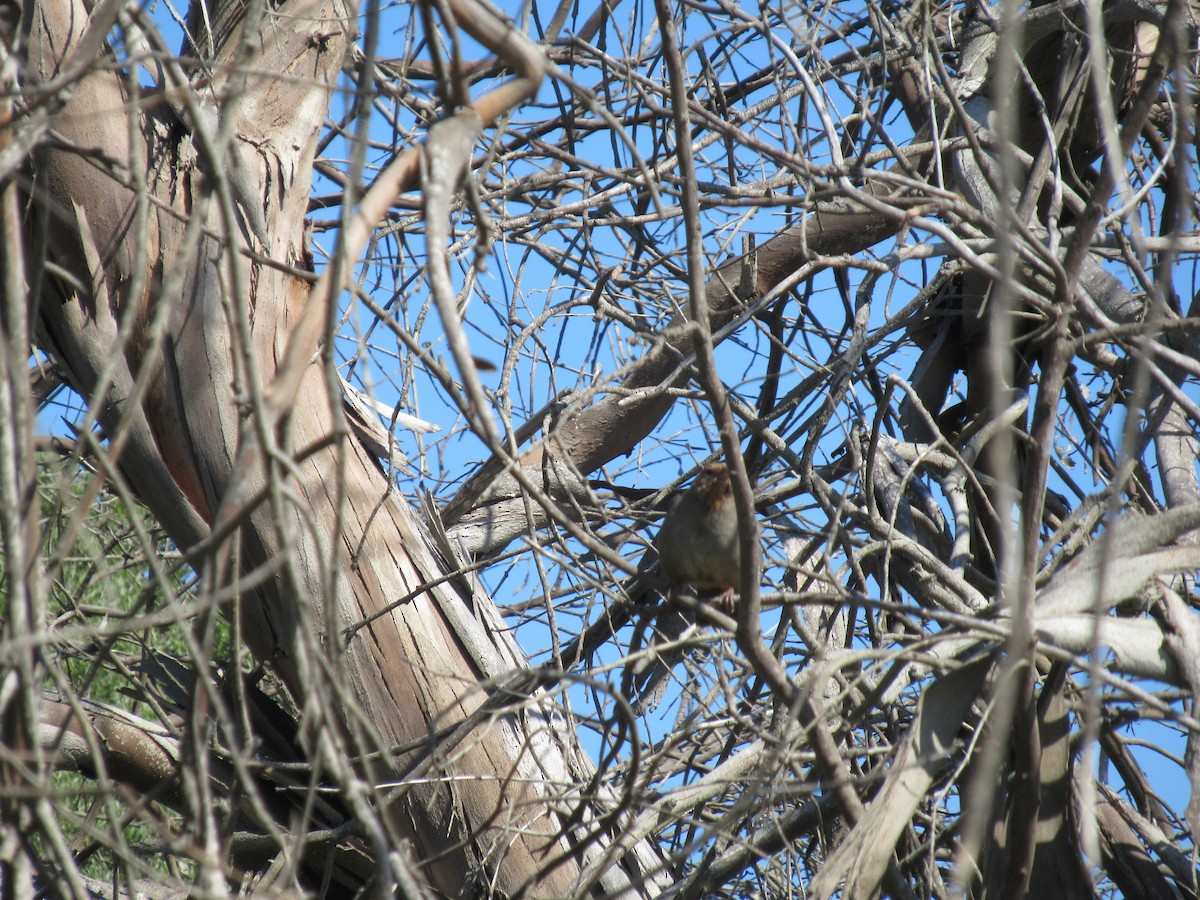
top-left (13, 451), bottom-right (227, 886)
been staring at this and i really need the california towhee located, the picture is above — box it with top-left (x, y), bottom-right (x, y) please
top-left (632, 462), bottom-right (744, 710)
top-left (655, 462), bottom-right (742, 598)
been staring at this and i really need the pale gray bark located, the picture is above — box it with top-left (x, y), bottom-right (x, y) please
top-left (18, 0), bottom-right (668, 893)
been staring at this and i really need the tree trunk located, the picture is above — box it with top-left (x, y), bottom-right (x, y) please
top-left (21, 0), bottom-right (666, 892)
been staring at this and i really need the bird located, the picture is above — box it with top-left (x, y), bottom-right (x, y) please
top-left (654, 462), bottom-right (743, 603)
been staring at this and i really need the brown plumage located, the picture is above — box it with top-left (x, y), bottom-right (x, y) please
top-left (655, 462), bottom-right (742, 594)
